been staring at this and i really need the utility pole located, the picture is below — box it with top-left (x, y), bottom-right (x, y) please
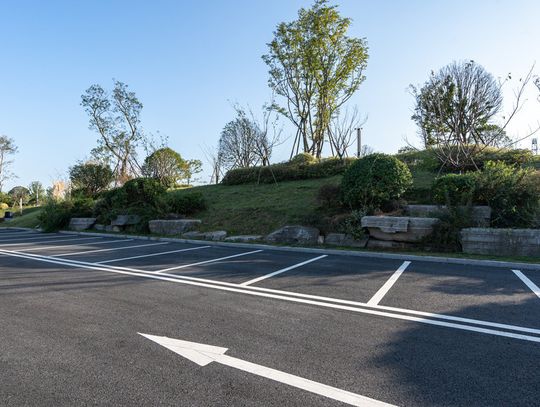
top-left (532, 138), bottom-right (538, 155)
top-left (356, 128), bottom-right (362, 158)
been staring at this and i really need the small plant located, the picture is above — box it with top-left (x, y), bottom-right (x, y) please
top-left (423, 204), bottom-right (475, 252)
top-left (341, 153), bottom-right (412, 210)
top-left (39, 198), bottom-right (94, 232)
top-left (340, 209), bottom-right (368, 240)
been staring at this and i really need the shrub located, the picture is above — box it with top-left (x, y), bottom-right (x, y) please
top-left (39, 198), bottom-right (94, 232)
top-left (69, 162), bottom-right (114, 198)
top-left (316, 184), bottom-right (342, 210)
top-left (475, 161), bottom-right (540, 228)
top-left (423, 204), bottom-right (475, 252)
top-left (221, 157), bottom-right (355, 185)
top-left (165, 190), bottom-right (207, 215)
top-left (0, 203), bottom-right (8, 210)
top-left (289, 153), bottom-right (318, 166)
top-left (431, 173), bottom-right (476, 205)
top-left (341, 153), bottom-right (412, 210)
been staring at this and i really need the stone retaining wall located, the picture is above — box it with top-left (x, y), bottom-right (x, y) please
top-left (461, 228), bottom-right (540, 257)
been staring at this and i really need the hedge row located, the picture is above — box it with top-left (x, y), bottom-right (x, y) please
top-left (221, 157), bottom-right (356, 185)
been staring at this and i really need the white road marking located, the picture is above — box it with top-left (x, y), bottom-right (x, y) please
top-left (0, 234), bottom-right (78, 243)
top-left (139, 333), bottom-right (395, 407)
top-left (513, 269), bottom-right (540, 299)
top-left (17, 236), bottom-right (105, 251)
top-left (367, 261), bottom-right (411, 306)
top-left (0, 231), bottom-right (38, 237)
top-left (240, 255), bottom-right (328, 286)
top-left (0, 235), bottom-right (88, 246)
top-left (2, 248), bottom-right (540, 343)
top-left (52, 241), bottom-right (165, 257)
top-left (97, 245), bottom-right (211, 264)
top-left (155, 250), bottom-right (263, 273)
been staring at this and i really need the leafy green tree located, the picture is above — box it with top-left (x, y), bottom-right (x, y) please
top-left (8, 186), bottom-right (29, 206)
top-left (185, 159), bottom-right (203, 185)
top-left (0, 135), bottom-right (18, 192)
top-left (81, 80), bottom-right (145, 184)
top-left (28, 181), bottom-right (45, 205)
top-left (142, 147), bottom-right (189, 188)
top-left (263, 0), bottom-right (368, 158)
top-left (69, 162), bottom-right (114, 198)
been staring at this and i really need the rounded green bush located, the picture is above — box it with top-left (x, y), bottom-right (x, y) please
top-left (341, 153), bottom-right (412, 210)
top-left (431, 173), bottom-right (477, 205)
top-left (289, 153), bottom-right (318, 166)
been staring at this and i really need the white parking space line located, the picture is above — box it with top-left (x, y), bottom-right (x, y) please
top-left (513, 269), bottom-right (540, 299)
top-left (367, 261), bottom-right (411, 306)
top-left (0, 235), bottom-right (89, 245)
top-left (240, 255), bottom-right (328, 286)
top-left (2, 248), bottom-right (540, 343)
top-left (0, 231), bottom-right (38, 237)
top-left (18, 236), bottom-right (105, 251)
top-left (52, 241), bottom-right (166, 257)
top-left (97, 245), bottom-right (211, 264)
top-left (0, 234), bottom-right (76, 243)
top-left (155, 250), bottom-right (263, 274)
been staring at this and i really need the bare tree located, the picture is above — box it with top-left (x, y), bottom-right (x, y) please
top-left (328, 106), bottom-right (367, 159)
top-left (81, 80), bottom-right (145, 184)
top-left (0, 135), bottom-right (18, 192)
top-left (201, 144), bottom-right (224, 185)
top-left (411, 61), bottom-right (539, 170)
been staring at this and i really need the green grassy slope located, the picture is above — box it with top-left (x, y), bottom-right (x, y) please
top-left (0, 207), bottom-right (43, 229)
top-left (182, 176), bottom-right (342, 235)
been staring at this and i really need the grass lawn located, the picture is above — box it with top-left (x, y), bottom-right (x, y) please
top-left (0, 207), bottom-right (43, 229)
top-left (179, 176), bottom-right (342, 235)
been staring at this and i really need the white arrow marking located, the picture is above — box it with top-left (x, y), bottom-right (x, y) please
top-left (139, 333), bottom-right (396, 407)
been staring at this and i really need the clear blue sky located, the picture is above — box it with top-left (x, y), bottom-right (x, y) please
top-left (1, 0), bottom-right (539, 190)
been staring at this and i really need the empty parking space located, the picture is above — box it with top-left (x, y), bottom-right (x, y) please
top-left (252, 256), bottom-right (406, 303)
top-left (379, 262), bottom-right (540, 329)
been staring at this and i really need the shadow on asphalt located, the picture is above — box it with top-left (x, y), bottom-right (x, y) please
top-left (371, 297), bottom-right (540, 406)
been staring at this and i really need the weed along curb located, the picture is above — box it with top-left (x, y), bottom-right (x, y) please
top-left (58, 229), bottom-right (540, 271)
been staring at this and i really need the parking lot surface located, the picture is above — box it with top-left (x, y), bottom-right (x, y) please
top-left (1, 230), bottom-right (539, 406)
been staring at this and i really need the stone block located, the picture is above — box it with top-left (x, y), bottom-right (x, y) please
top-left (362, 216), bottom-right (439, 242)
top-left (69, 218), bottom-right (96, 231)
top-left (149, 219), bottom-right (202, 236)
top-left (461, 228), bottom-right (540, 257)
top-left (265, 225), bottom-right (320, 245)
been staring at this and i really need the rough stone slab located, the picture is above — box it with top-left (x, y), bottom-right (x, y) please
top-left (182, 230), bottom-right (227, 241)
top-left (362, 216), bottom-right (439, 242)
top-left (325, 233), bottom-right (367, 248)
top-left (148, 219), bottom-right (201, 236)
top-left (265, 225), bottom-right (320, 245)
top-left (69, 218), bottom-right (96, 231)
top-left (94, 224), bottom-right (106, 231)
top-left (225, 235), bottom-right (263, 243)
top-left (406, 205), bottom-right (492, 227)
top-left (461, 228), bottom-right (540, 257)
top-left (111, 215), bottom-right (141, 226)
top-left (104, 225), bottom-right (121, 233)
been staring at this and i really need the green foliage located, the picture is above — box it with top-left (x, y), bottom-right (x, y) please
top-left (395, 148), bottom-right (441, 172)
top-left (424, 205), bottom-right (475, 252)
top-left (69, 162), bottom-right (113, 198)
top-left (165, 190), bottom-right (207, 215)
top-left (8, 186), bottom-right (30, 205)
top-left (262, 0), bottom-right (369, 157)
top-left (38, 198), bottom-right (94, 232)
top-left (0, 192), bottom-right (13, 206)
top-left (27, 181), bottom-right (45, 205)
top-left (142, 147), bottom-right (189, 188)
top-left (432, 173), bottom-right (477, 205)
top-left (289, 153), bottom-right (318, 165)
top-left (316, 183), bottom-right (342, 210)
top-left (341, 153), bottom-right (412, 210)
top-left (340, 209), bottom-right (368, 240)
top-left (222, 157), bottom-right (355, 185)
top-left (475, 162), bottom-right (540, 228)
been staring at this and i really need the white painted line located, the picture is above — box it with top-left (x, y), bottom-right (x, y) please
top-left (0, 231), bottom-right (38, 237)
top-left (140, 333), bottom-right (395, 407)
top-left (0, 235), bottom-right (89, 246)
top-left (97, 246), bottom-right (211, 264)
top-left (0, 234), bottom-right (77, 243)
top-left (367, 261), bottom-right (411, 306)
top-left (52, 241), bottom-right (165, 257)
top-left (513, 269), bottom-right (540, 299)
top-left (155, 250), bottom-right (263, 274)
top-left (2, 248), bottom-right (540, 343)
top-left (18, 236), bottom-right (105, 251)
top-left (240, 255), bottom-right (328, 286)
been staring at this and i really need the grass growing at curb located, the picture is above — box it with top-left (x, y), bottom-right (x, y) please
top-left (0, 207), bottom-right (42, 229)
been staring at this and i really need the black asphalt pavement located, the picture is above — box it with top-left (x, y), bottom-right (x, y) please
top-left (1, 230), bottom-right (539, 406)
